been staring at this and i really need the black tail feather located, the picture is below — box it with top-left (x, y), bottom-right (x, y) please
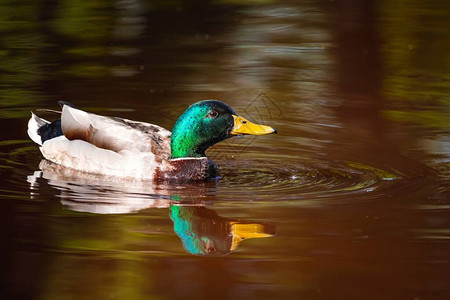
top-left (37, 119), bottom-right (63, 143)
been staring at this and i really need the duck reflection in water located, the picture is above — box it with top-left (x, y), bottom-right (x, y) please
top-left (170, 204), bottom-right (275, 256)
top-left (27, 160), bottom-right (276, 255)
top-left (28, 160), bottom-right (174, 213)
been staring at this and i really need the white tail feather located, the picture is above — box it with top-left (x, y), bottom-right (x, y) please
top-left (27, 112), bottom-right (49, 146)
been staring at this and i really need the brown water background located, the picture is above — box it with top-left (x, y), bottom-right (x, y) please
top-left (0, 0), bottom-right (449, 299)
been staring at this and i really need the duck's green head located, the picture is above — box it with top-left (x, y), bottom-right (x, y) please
top-left (170, 100), bottom-right (276, 158)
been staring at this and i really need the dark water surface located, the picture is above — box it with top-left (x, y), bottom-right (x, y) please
top-left (1, 0), bottom-right (449, 299)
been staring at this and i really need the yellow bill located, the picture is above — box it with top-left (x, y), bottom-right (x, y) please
top-left (230, 222), bottom-right (275, 251)
top-left (230, 115), bottom-right (277, 136)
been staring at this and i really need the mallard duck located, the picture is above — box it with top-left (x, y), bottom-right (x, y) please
top-left (27, 100), bottom-right (276, 181)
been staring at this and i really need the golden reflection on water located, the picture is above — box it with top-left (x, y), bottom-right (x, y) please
top-left (0, 0), bottom-right (449, 299)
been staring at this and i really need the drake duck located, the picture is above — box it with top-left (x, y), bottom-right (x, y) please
top-left (27, 100), bottom-right (276, 181)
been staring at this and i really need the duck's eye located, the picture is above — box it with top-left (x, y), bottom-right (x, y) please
top-left (207, 110), bottom-right (219, 119)
top-left (241, 120), bottom-right (247, 124)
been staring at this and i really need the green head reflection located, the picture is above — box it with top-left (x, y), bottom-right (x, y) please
top-left (170, 204), bottom-right (276, 256)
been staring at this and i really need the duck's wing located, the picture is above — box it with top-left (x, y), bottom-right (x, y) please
top-left (61, 105), bottom-right (171, 159)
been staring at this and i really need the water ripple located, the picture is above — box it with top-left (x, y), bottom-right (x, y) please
top-left (0, 140), bottom-right (436, 211)
top-left (215, 150), bottom-right (428, 206)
